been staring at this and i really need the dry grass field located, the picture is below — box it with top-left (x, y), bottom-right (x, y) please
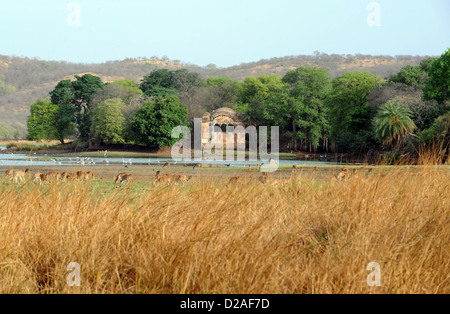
top-left (0, 158), bottom-right (448, 294)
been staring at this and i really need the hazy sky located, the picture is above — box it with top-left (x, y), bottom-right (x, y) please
top-left (0, 0), bottom-right (449, 67)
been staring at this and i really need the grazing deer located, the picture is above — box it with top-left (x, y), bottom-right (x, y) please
top-left (85, 171), bottom-right (95, 180)
top-left (117, 174), bottom-right (132, 185)
top-left (42, 172), bottom-right (61, 182)
top-left (12, 171), bottom-right (26, 183)
top-left (5, 169), bottom-right (14, 180)
top-left (172, 174), bottom-right (189, 185)
top-left (114, 172), bottom-right (131, 184)
top-left (153, 171), bottom-right (171, 185)
top-left (292, 165), bottom-right (298, 173)
top-left (67, 173), bottom-right (79, 181)
top-left (32, 173), bottom-right (43, 184)
top-left (335, 168), bottom-right (349, 182)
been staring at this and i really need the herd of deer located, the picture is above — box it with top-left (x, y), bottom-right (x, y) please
top-left (113, 171), bottom-right (192, 186)
top-left (3, 165), bottom-right (371, 186)
top-left (4, 169), bottom-right (95, 184)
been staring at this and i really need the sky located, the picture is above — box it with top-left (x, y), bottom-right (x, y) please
top-left (0, 0), bottom-right (449, 67)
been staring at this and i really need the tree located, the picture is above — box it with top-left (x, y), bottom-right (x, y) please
top-left (369, 84), bottom-right (440, 131)
top-left (50, 80), bottom-right (75, 106)
top-left (71, 74), bottom-right (105, 112)
top-left (237, 74), bottom-right (286, 126)
top-left (26, 99), bottom-right (59, 141)
top-left (50, 75), bottom-right (104, 141)
top-left (388, 65), bottom-right (428, 89)
top-left (424, 48), bottom-right (450, 105)
top-left (49, 80), bottom-right (78, 143)
top-left (131, 95), bottom-right (189, 147)
top-left (282, 66), bottom-right (332, 151)
top-left (140, 69), bottom-right (177, 97)
top-left (91, 80), bottom-right (143, 108)
top-left (328, 71), bottom-right (383, 137)
top-left (421, 111), bottom-right (450, 155)
top-left (374, 101), bottom-right (417, 148)
top-left (91, 98), bottom-right (127, 145)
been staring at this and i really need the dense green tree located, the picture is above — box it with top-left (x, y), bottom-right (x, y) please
top-left (424, 49), bottom-right (450, 105)
top-left (26, 99), bottom-right (59, 141)
top-left (91, 98), bottom-right (127, 145)
top-left (388, 65), bottom-right (428, 89)
top-left (71, 74), bottom-right (105, 111)
top-left (237, 74), bottom-right (286, 126)
top-left (49, 75), bottom-right (104, 141)
top-left (131, 95), bottom-right (189, 147)
top-left (91, 80), bottom-right (144, 108)
top-left (374, 101), bottom-right (417, 148)
top-left (50, 80), bottom-right (75, 105)
top-left (282, 66), bottom-right (332, 151)
top-left (328, 71), bottom-right (383, 137)
top-left (204, 77), bottom-right (241, 109)
top-left (421, 111), bottom-right (450, 155)
top-left (140, 69), bottom-right (177, 97)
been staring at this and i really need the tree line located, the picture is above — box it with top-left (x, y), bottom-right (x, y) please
top-left (26, 48), bottom-right (449, 156)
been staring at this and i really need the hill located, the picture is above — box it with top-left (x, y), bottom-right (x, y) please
top-left (0, 53), bottom-right (432, 138)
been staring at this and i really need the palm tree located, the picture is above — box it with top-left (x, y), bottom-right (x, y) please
top-left (374, 101), bottom-right (417, 149)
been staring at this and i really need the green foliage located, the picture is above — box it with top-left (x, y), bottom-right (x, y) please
top-left (421, 111), bottom-right (450, 147)
top-left (374, 101), bottom-right (417, 147)
top-left (50, 80), bottom-right (75, 106)
top-left (131, 95), bottom-right (189, 147)
top-left (111, 79), bottom-right (143, 95)
top-left (26, 99), bottom-right (59, 141)
top-left (238, 74), bottom-right (286, 125)
top-left (71, 74), bottom-right (105, 110)
top-left (91, 98), bottom-right (127, 145)
top-left (54, 103), bottom-right (77, 144)
top-left (282, 67), bottom-right (332, 150)
top-left (388, 65), bottom-right (428, 89)
top-left (140, 69), bottom-right (203, 98)
top-left (424, 48), bottom-right (450, 104)
top-left (328, 71), bottom-right (383, 137)
top-left (50, 74), bottom-right (104, 141)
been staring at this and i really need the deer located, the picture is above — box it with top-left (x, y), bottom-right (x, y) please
top-left (114, 172), bottom-right (131, 184)
top-left (117, 174), bottom-right (132, 185)
top-left (12, 170), bottom-right (26, 183)
top-left (5, 169), bottom-right (14, 179)
top-left (42, 172), bottom-right (61, 183)
top-left (32, 172), bottom-right (43, 184)
top-left (153, 171), bottom-right (172, 185)
top-left (172, 174), bottom-right (190, 185)
top-left (335, 168), bottom-right (349, 182)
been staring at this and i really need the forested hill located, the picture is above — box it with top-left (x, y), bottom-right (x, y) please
top-left (0, 53), bottom-right (430, 138)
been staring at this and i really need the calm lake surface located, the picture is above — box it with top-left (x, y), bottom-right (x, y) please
top-left (0, 146), bottom-right (341, 168)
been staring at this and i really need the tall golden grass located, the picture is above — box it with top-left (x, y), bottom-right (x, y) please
top-left (0, 162), bottom-right (448, 294)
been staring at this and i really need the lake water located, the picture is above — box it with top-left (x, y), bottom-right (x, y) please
top-left (0, 147), bottom-right (341, 168)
